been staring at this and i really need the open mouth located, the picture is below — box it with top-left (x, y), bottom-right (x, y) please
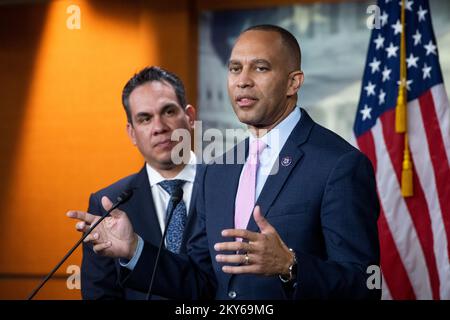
top-left (236, 95), bottom-right (258, 107)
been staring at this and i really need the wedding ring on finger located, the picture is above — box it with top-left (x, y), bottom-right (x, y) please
top-left (243, 253), bottom-right (250, 265)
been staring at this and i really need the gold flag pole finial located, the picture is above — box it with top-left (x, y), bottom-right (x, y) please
top-left (396, 0), bottom-right (413, 197)
top-left (402, 135), bottom-right (413, 197)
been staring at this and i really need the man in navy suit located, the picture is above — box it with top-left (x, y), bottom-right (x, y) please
top-left (69, 25), bottom-right (380, 299)
top-left (79, 66), bottom-right (199, 299)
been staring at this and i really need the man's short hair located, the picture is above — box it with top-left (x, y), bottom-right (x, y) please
top-left (242, 24), bottom-right (301, 70)
top-left (122, 66), bottom-right (187, 124)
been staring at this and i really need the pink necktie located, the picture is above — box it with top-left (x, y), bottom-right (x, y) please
top-left (234, 139), bottom-right (267, 231)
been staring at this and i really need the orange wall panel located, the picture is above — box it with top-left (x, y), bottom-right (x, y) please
top-left (0, 0), bottom-right (195, 299)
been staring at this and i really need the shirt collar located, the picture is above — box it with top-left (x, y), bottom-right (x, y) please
top-left (249, 107), bottom-right (301, 154)
top-left (146, 151), bottom-right (197, 187)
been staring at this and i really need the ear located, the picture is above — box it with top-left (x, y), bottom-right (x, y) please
top-left (126, 122), bottom-right (137, 146)
top-left (287, 71), bottom-right (304, 97)
top-left (184, 104), bottom-right (196, 130)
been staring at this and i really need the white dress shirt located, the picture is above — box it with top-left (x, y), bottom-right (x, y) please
top-left (146, 151), bottom-right (197, 235)
top-left (244, 107), bottom-right (301, 200)
top-left (120, 151), bottom-right (197, 269)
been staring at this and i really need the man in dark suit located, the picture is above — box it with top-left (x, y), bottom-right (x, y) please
top-left (69, 25), bottom-right (380, 299)
top-left (79, 66), bottom-right (198, 299)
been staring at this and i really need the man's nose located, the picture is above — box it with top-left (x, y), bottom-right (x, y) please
top-left (236, 69), bottom-right (254, 88)
top-left (152, 115), bottom-right (169, 135)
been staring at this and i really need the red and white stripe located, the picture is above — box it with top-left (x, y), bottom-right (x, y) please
top-left (356, 84), bottom-right (450, 300)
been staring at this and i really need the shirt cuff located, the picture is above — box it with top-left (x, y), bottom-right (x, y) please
top-left (119, 235), bottom-right (144, 270)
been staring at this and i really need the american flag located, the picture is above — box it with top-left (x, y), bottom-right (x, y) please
top-left (354, 0), bottom-right (450, 299)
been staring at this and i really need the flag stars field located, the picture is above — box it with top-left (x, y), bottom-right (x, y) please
top-left (374, 34), bottom-right (385, 50)
top-left (360, 105), bottom-right (372, 121)
top-left (424, 40), bottom-right (437, 55)
top-left (382, 66), bottom-right (392, 82)
top-left (422, 63), bottom-right (432, 79)
top-left (417, 5), bottom-right (428, 21)
top-left (386, 42), bottom-right (399, 58)
top-left (369, 57), bottom-right (381, 73)
top-left (365, 81), bottom-right (377, 96)
top-left (406, 53), bottom-right (419, 68)
top-left (392, 19), bottom-right (403, 35)
top-left (413, 30), bottom-right (422, 45)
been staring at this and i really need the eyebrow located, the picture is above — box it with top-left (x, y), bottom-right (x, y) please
top-left (252, 59), bottom-right (271, 65)
top-left (228, 60), bottom-right (240, 67)
top-left (134, 103), bottom-right (180, 118)
top-left (228, 59), bottom-right (271, 66)
top-left (161, 103), bottom-right (180, 112)
top-left (135, 112), bottom-right (151, 119)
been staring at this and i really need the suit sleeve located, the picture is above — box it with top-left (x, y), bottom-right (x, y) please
top-left (294, 150), bottom-right (381, 299)
top-left (81, 193), bottom-right (124, 300)
top-left (120, 165), bottom-right (217, 299)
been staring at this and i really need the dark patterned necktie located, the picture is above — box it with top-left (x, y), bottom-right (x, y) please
top-left (158, 179), bottom-right (187, 253)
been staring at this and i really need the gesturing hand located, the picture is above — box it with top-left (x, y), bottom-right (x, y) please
top-left (66, 196), bottom-right (137, 259)
top-left (214, 206), bottom-right (294, 277)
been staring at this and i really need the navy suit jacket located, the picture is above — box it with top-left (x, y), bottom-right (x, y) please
top-left (121, 109), bottom-right (381, 299)
top-left (81, 165), bottom-right (201, 299)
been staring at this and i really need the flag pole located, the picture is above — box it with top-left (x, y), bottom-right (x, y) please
top-left (395, 0), bottom-right (413, 197)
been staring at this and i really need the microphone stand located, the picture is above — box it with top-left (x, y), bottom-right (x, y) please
top-left (145, 188), bottom-right (183, 300)
top-left (27, 189), bottom-right (133, 300)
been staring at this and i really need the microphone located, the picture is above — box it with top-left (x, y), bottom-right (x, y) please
top-left (27, 189), bottom-right (134, 300)
top-left (145, 187), bottom-right (183, 300)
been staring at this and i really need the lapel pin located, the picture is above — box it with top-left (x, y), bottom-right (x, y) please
top-left (281, 156), bottom-right (292, 167)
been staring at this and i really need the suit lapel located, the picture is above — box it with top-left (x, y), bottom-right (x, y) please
top-left (246, 109), bottom-right (314, 233)
top-left (245, 142), bottom-right (304, 233)
top-left (217, 139), bottom-right (249, 234)
top-left (180, 164), bottom-right (206, 251)
top-left (126, 166), bottom-right (162, 245)
top-left (215, 142), bottom-right (248, 287)
top-left (127, 164), bottom-right (209, 252)
top-left (216, 162), bottom-right (246, 234)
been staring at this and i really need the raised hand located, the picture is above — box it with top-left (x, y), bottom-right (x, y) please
top-left (67, 196), bottom-right (138, 259)
top-left (214, 206), bottom-right (294, 277)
